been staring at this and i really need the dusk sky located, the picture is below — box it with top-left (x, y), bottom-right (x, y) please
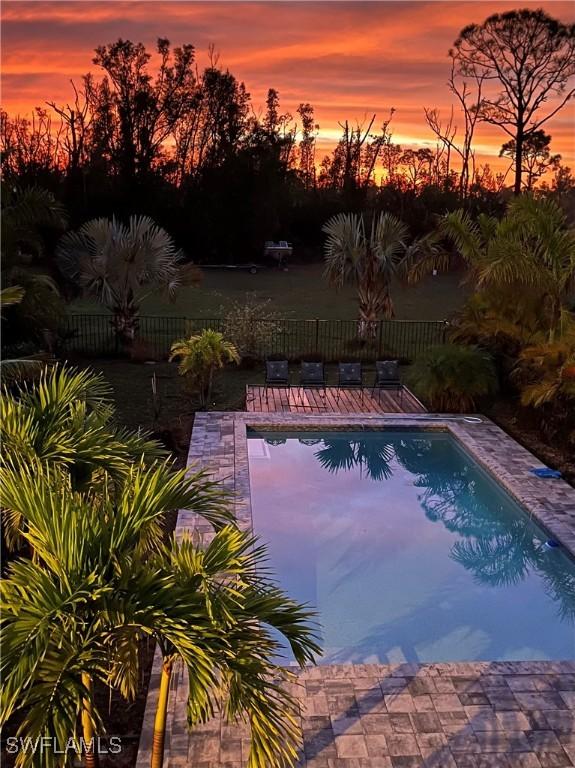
top-left (2, 1), bottom-right (574, 174)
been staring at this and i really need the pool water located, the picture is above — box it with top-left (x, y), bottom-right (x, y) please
top-left (247, 430), bottom-right (575, 664)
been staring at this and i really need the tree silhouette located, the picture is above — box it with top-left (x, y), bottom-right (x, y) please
top-left (314, 437), bottom-right (395, 481)
top-left (500, 130), bottom-right (561, 191)
top-left (451, 9), bottom-right (575, 195)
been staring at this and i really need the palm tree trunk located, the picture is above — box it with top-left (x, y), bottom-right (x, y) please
top-left (151, 658), bottom-right (174, 768)
top-left (81, 673), bottom-right (99, 768)
top-left (206, 366), bottom-right (214, 406)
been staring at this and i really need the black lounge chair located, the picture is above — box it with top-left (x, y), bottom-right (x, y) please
top-left (300, 361), bottom-right (327, 391)
top-left (373, 360), bottom-right (403, 405)
top-left (337, 362), bottom-right (363, 404)
top-left (264, 359), bottom-right (289, 402)
top-left (296, 361), bottom-right (327, 408)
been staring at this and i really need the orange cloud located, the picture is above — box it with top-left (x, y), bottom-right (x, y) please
top-left (2, 1), bottom-right (574, 173)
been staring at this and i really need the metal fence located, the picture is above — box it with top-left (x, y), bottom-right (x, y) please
top-left (62, 314), bottom-right (448, 363)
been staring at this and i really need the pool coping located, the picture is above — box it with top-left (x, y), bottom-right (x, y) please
top-left (136, 411), bottom-right (575, 768)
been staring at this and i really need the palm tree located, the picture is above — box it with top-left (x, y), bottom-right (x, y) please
top-left (149, 529), bottom-right (319, 768)
top-left (1, 184), bottom-right (67, 279)
top-left (1, 462), bottom-right (319, 768)
top-left (56, 215), bottom-right (200, 348)
top-left (1, 184), bottom-right (67, 345)
top-left (322, 211), bottom-right (435, 339)
top-left (512, 323), bottom-right (575, 445)
top-left (406, 344), bottom-right (498, 412)
top-left (0, 286), bottom-right (45, 383)
top-left (314, 438), bottom-right (395, 481)
top-left (0, 460), bottom-right (230, 768)
top-left (170, 329), bottom-right (240, 408)
top-left (413, 196), bottom-right (575, 344)
top-left (0, 365), bottom-right (168, 549)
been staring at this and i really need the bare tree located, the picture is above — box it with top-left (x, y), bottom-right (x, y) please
top-left (0, 108), bottom-right (64, 180)
top-left (47, 80), bottom-right (93, 175)
top-left (424, 61), bottom-right (485, 197)
top-left (451, 9), bottom-right (575, 195)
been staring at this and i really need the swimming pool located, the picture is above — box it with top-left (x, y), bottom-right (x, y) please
top-left (247, 429), bottom-right (575, 664)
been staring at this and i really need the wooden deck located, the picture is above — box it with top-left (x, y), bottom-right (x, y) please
top-left (245, 385), bottom-right (426, 414)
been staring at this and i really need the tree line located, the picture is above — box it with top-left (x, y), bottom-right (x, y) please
top-left (1, 8), bottom-right (574, 263)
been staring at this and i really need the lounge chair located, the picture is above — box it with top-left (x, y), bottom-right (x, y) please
top-left (337, 362), bottom-right (363, 404)
top-left (264, 359), bottom-right (289, 402)
top-left (300, 361), bottom-right (327, 391)
top-left (296, 361), bottom-right (327, 408)
top-left (373, 360), bottom-right (403, 405)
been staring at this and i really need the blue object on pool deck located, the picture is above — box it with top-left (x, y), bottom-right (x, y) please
top-left (530, 467), bottom-right (562, 479)
top-left (545, 540), bottom-right (560, 549)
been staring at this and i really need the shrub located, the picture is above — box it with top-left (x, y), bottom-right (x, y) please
top-left (407, 344), bottom-right (498, 412)
top-left (170, 328), bottom-right (240, 408)
top-left (222, 295), bottom-right (281, 366)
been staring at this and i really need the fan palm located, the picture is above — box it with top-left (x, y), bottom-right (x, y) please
top-left (170, 329), bottom-right (240, 407)
top-left (1, 184), bottom-right (67, 272)
top-left (56, 216), bottom-right (199, 348)
top-left (322, 212), bottom-right (436, 339)
top-left (314, 438), bottom-right (395, 481)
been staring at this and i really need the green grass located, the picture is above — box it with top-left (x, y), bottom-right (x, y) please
top-left (70, 263), bottom-right (469, 321)
top-left (76, 359), bottom-right (386, 434)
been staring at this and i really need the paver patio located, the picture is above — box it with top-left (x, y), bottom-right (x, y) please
top-left (136, 412), bottom-right (575, 768)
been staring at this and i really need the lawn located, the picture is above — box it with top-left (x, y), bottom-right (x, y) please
top-left (70, 262), bottom-right (469, 321)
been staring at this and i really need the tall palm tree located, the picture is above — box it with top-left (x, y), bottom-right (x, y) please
top-left (170, 329), bottom-right (240, 407)
top-left (56, 215), bottom-right (199, 348)
top-left (322, 212), bottom-right (435, 339)
top-left (0, 460), bottom-right (231, 768)
top-left (149, 529), bottom-right (319, 768)
top-left (1, 462), bottom-right (319, 768)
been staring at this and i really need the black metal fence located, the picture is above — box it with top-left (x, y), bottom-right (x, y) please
top-left (62, 314), bottom-right (448, 363)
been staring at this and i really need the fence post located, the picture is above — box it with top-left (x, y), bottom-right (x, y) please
top-left (315, 318), bottom-right (319, 354)
top-left (442, 319), bottom-right (449, 344)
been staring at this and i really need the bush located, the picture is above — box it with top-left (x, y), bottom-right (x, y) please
top-left (222, 295), bottom-right (280, 367)
top-left (407, 344), bottom-right (498, 412)
top-left (170, 329), bottom-right (240, 408)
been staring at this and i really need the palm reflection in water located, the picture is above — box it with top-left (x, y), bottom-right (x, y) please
top-left (307, 434), bottom-right (575, 623)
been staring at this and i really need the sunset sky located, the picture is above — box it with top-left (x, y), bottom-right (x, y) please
top-left (2, 1), bottom-right (574, 175)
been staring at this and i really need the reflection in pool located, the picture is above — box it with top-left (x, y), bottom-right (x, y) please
top-left (247, 430), bottom-right (575, 664)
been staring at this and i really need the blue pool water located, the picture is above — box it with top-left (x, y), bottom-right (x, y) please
top-left (247, 430), bottom-right (575, 664)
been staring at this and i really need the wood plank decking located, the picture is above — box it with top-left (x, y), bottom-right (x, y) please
top-left (245, 385), bottom-right (426, 414)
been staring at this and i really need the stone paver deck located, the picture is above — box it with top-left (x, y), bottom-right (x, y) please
top-left (137, 412), bottom-right (575, 768)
